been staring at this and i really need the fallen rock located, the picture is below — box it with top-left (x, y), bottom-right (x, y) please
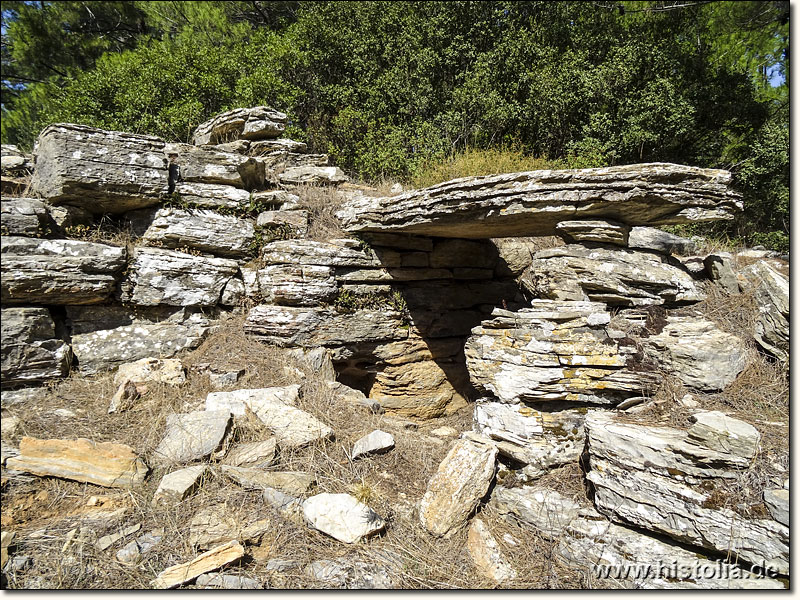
top-left (220, 466), bottom-right (315, 496)
top-left (430, 426), bottom-right (459, 438)
top-left (491, 486), bottom-right (582, 539)
top-left (95, 523), bottom-right (141, 551)
top-left (262, 488), bottom-right (305, 524)
top-left (196, 573), bottom-right (261, 589)
top-left (279, 165), bottom-right (348, 185)
top-left (687, 411), bottom-right (760, 459)
top-left (555, 219), bottom-right (630, 246)
top-left (31, 123), bottom-right (167, 214)
top-left (704, 252), bottom-right (739, 293)
top-left (585, 411), bottom-right (788, 575)
top-left (142, 207), bottom-right (255, 258)
top-left (114, 357), bottom-right (185, 387)
top-left (151, 540), bottom-right (245, 589)
top-left (122, 247), bottom-right (239, 307)
top-left (152, 465), bottom-right (207, 506)
top-left (116, 530), bottom-right (163, 564)
top-left (521, 244), bottom-right (703, 306)
top-left (467, 518), bottom-right (517, 584)
top-left (763, 488), bottom-right (788, 526)
top-left (337, 163), bottom-right (742, 238)
top-left (192, 106), bottom-right (287, 145)
top-left (738, 261), bottom-right (789, 362)
top-left (222, 439), bottom-right (277, 469)
top-left (1, 198), bottom-right (53, 237)
top-left (302, 493), bottom-right (386, 543)
top-left (1, 307), bottom-right (71, 388)
top-left (628, 226), bottom-right (697, 254)
top-left (642, 316), bottom-right (748, 391)
top-left (6, 437), bottom-right (148, 488)
top-left (351, 430), bottom-right (395, 460)
top-left (419, 438), bottom-right (497, 536)
top-left (152, 410), bottom-right (231, 466)
top-left (1, 236), bottom-right (126, 306)
top-left (307, 558), bottom-right (395, 589)
top-left (205, 385), bottom-right (300, 415)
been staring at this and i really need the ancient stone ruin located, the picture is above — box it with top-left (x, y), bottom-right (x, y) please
top-left (0, 107), bottom-right (788, 589)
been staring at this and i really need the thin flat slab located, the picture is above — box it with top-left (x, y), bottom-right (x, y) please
top-left (150, 540), bottom-right (244, 589)
top-left (336, 163), bottom-right (741, 238)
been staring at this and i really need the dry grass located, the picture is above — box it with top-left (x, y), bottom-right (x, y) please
top-left (291, 184), bottom-right (348, 241)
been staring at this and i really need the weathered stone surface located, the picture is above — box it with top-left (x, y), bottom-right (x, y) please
top-left (1, 144), bottom-right (32, 172)
top-left (302, 493), bottom-right (386, 543)
top-left (31, 123), bottom-right (167, 214)
top-left (585, 411), bottom-right (788, 575)
top-left (261, 239), bottom-right (382, 267)
top-left (244, 305), bottom-right (407, 347)
top-left (491, 237), bottom-right (545, 276)
top-left (558, 514), bottom-right (784, 590)
top-left (206, 386), bottom-right (332, 448)
top-left (466, 301), bottom-right (657, 405)
top-left (521, 244), bottom-right (703, 306)
top-left (95, 523), bottom-right (141, 551)
top-left (687, 411), bottom-right (760, 459)
top-left (279, 165), bottom-right (348, 185)
top-left (69, 307), bottom-right (211, 375)
top-left (1, 237), bottom-right (126, 305)
top-left (419, 438), bottom-right (497, 536)
top-left (114, 357), bottom-right (185, 387)
top-left (258, 151), bottom-right (329, 173)
top-left (173, 182), bottom-right (252, 210)
top-left (48, 204), bottom-right (94, 231)
top-left (351, 430), bottom-right (395, 460)
top-left (164, 143), bottom-right (265, 189)
top-left (142, 207), bottom-right (255, 258)
top-left (152, 465), bottom-right (207, 506)
top-left (220, 466), bottom-right (315, 496)
top-left (555, 220), bottom-right (630, 246)
top-left (196, 573), bottom-right (261, 589)
top-left (249, 138), bottom-right (307, 154)
top-left (739, 261), bottom-right (789, 361)
top-left (122, 247), bottom-right (238, 307)
top-left (6, 437), bottom-right (148, 488)
top-left (256, 209), bottom-right (309, 237)
top-left (467, 518), bottom-right (517, 584)
top-left (491, 486), bottom-right (582, 538)
top-left (1, 198), bottom-right (53, 237)
top-left (115, 530), bottom-right (162, 564)
top-left (254, 264), bottom-right (338, 306)
top-left (151, 540), bottom-right (245, 589)
top-left (1, 307), bottom-right (71, 388)
top-left (628, 226), bottom-right (697, 254)
top-left (338, 163), bottom-right (742, 238)
top-left (193, 107), bottom-right (287, 145)
top-left (187, 505), bottom-right (272, 549)
top-left (763, 489), bottom-right (788, 526)
top-left (473, 400), bottom-right (585, 478)
top-left (307, 558), bottom-right (395, 589)
top-left (251, 189), bottom-right (301, 210)
top-left (704, 252), bottom-right (739, 293)
top-left (108, 380), bottom-right (141, 413)
top-left (152, 410), bottom-right (231, 466)
top-left (222, 439), bottom-right (277, 469)
top-left (642, 316), bottom-right (748, 391)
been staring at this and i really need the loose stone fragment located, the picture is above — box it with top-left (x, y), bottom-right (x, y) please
top-left (152, 465), bottom-right (207, 506)
top-left (150, 540), bottom-right (245, 589)
top-left (351, 430), bottom-right (395, 460)
top-left (467, 518), bottom-right (517, 584)
top-left (152, 410), bottom-right (231, 466)
top-left (302, 493), bottom-right (386, 543)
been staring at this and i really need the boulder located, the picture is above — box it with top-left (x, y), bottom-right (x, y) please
top-left (151, 465), bottom-right (207, 506)
top-left (555, 219), bottom-right (630, 246)
top-left (279, 165), bottom-right (348, 185)
top-left (585, 411), bottom-right (788, 575)
top-left (31, 123), bottom-right (167, 214)
top-left (1, 236), bottom-right (126, 305)
top-left (1, 144), bottom-right (33, 172)
top-left (642, 316), bottom-right (748, 391)
top-left (192, 107), bottom-right (287, 145)
top-left (6, 437), bottom-right (148, 488)
top-left (163, 143), bottom-right (265, 189)
top-left (258, 151), bottom-right (329, 173)
top-left (68, 306), bottom-right (211, 375)
top-left (261, 239), bottom-right (383, 268)
top-left (628, 226), bottom-right (697, 254)
top-left (141, 207), bottom-right (255, 258)
top-left (490, 238), bottom-right (542, 276)
top-left (1, 307), bottom-right (71, 388)
top-left (337, 163), bottom-right (742, 238)
top-left (687, 411), bottom-right (760, 459)
top-left (121, 247), bottom-right (238, 307)
top-left (351, 430), bottom-right (395, 459)
top-left (152, 410), bottom-right (231, 466)
top-left (738, 261), bottom-right (789, 361)
top-left (521, 244), bottom-right (703, 306)
top-left (467, 518), bottom-right (517, 584)
top-left (557, 514), bottom-right (784, 589)
top-left (205, 385), bottom-right (300, 415)
top-left (1, 198), bottom-right (53, 237)
top-left (419, 438), bottom-right (497, 536)
top-left (250, 189), bottom-right (302, 210)
top-left (302, 493), bottom-right (386, 543)
top-left (151, 540), bottom-right (245, 589)
top-left (465, 301), bottom-right (658, 405)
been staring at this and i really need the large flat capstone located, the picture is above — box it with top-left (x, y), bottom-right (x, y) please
top-left (336, 163), bottom-right (741, 238)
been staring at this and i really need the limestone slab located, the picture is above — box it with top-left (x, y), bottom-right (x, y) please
top-left (192, 106), bottom-right (287, 145)
top-left (142, 207), bottom-right (255, 258)
top-left (152, 465), bottom-right (207, 506)
top-left (302, 493), bottom-right (386, 543)
top-left (152, 410), bottom-right (231, 466)
top-left (467, 518), bottom-right (517, 583)
top-left (151, 540), bottom-right (245, 589)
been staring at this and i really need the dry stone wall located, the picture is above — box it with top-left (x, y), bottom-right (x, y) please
top-left (0, 106), bottom-right (789, 589)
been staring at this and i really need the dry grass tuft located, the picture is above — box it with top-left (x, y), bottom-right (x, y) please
top-left (291, 184), bottom-right (348, 241)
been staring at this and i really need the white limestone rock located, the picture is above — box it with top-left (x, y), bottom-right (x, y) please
top-left (555, 219), bottom-right (630, 246)
top-left (279, 165), bottom-right (348, 185)
top-left (114, 357), bottom-right (185, 387)
top-left (687, 410), bottom-right (760, 459)
top-left (254, 264), bottom-right (338, 306)
top-left (222, 439), bottom-right (277, 468)
top-left (142, 207), bottom-right (255, 258)
top-left (172, 181), bottom-right (252, 210)
top-left (351, 430), bottom-right (395, 460)
top-left (491, 486), bottom-right (582, 539)
top-left (628, 226), bottom-right (697, 254)
top-left (302, 493), bottom-right (386, 543)
top-left (763, 488), bottom-right (788, 526)
top-left (152, 410), bottom-right (231, 466)
top-left (467, 518), bottom-right (517, 584)
top-left (220, 466), bottom-right (315, 496)
top-left (738, 261), bottom-right (789, 361)
top-left (164, 142), bottom-right (265, 189)
top-left (151, 465), bottom-right (207, 506)
top-left (192, 106), bottom-right (287, 145)
top-left (1, 198), bottom-right (53, 237)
